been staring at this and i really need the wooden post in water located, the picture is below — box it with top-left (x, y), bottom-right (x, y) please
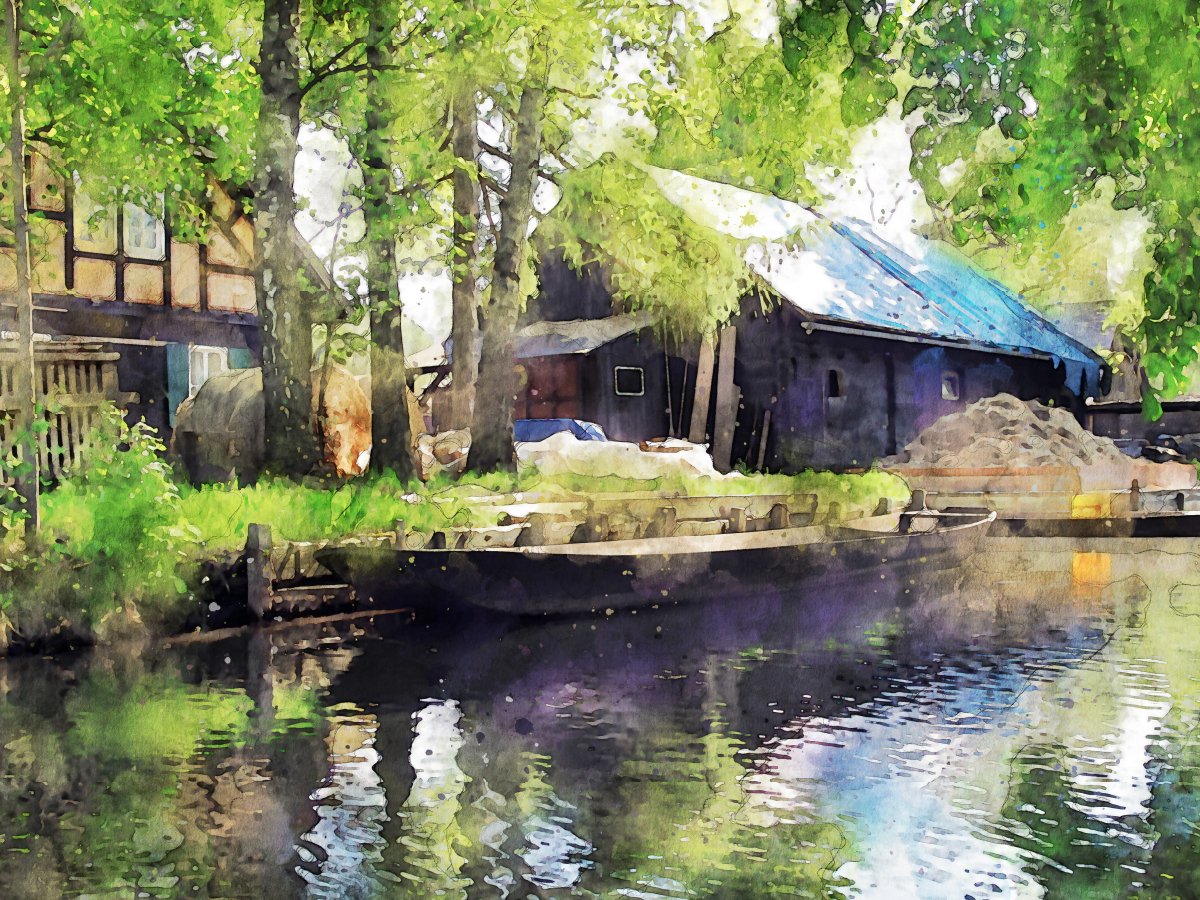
top-left (394, 518), bottom-right (406, 549)
top-left (246, 523), bottom-right (272, 619)
top-left (1129, 479), bottom-right (1140, 513)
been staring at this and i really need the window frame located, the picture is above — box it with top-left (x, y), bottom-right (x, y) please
top-left (826, 368), bottom-right (843, 399)
top-left (122, 199), bottom-right (166, 261)
top-left (613, 365), bottom-right (646, 397)
top-left (188, 344), bottom-right (229, 398)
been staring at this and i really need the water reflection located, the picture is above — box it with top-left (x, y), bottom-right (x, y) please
top-left (5, 541), bottom-right (1200, 898)
top-left (297, 712), bottom-right (390, 899)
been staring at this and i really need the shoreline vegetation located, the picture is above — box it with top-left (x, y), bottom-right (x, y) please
top-left (0, 405), bottom-right (908, 657)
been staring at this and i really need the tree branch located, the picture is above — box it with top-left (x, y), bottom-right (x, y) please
top-left (299, 43), bottom-right (367, 97)
top-left (480, 173), bottom-right (498, 234)
top-left (479, 173), bottom-right (508, 197)
top-left (479, 141), bottom-right (561, 184)
top-left (394, 171), bottom-right (453, 200)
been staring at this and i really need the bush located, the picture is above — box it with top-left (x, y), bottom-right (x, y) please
top-left (10, 406), bottom-right (201, 637)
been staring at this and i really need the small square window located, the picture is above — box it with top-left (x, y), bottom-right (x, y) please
top-left (189, 345), bottom-right (229, 397)
top-left (614, 366), bottom-right (645, 396)
top-left (941, 371), bottom-right (961, 400)
top-left (123, 200), bottom-right (165, 261)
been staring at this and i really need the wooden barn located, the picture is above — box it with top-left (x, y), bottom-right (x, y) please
top-left (511, 217), bottom-right (1109, 472)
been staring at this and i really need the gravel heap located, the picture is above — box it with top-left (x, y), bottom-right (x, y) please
top-left (883, 393), bottom-right (1196, 491)
top-left (883, 394), bottom-right (1128, 470)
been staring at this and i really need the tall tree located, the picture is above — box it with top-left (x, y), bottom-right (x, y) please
top-left (2, 0), bottom-right (37, 533)
top-left (253, 0), bottom-right (322, 474)
top-left (449, 80), bottom-right (481, 432)
top-left (362, 1), bottom-right (415, 479)
top-left (467, 32), bottom-right (549, 471)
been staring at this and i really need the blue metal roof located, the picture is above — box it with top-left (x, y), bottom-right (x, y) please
top-left (748, 216), bottom-right (1106, 397)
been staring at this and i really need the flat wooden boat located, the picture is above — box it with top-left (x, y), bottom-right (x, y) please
top-left (316, 509), bottom-right (995, 616)
top-left (989, 512), bottom-right (1200, 539)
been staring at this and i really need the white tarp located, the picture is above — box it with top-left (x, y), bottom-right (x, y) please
top-left (515, 432), bottom-right (739, 482)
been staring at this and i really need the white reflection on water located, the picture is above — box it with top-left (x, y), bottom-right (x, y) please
top-left (754, 662), bottom-right (1044, 899)
top-left (399, 699), bottom-right (471, 897)
top-left (518, 798), bottom-right (594, 889)
top-left (738, 549), bottom-right (1191, 900)
top-left (296, 713), bottom-right (391, 900)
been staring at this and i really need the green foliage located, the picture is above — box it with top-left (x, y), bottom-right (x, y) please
top-left (646, 1), bottom-right (856, 206)
top-left (538, 157), bottom-right (751, 335)
top-left (42, 405), bottom-right (196, 592)
top-left (0, 406), bottom-right (200, 636)
top-left (1, 0), bottom-right (257, 235)
top-left (900, 0), bottom-right (1200, 410)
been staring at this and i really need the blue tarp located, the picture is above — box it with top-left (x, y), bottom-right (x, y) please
top-left (513, 419), bottom-right (608, 443)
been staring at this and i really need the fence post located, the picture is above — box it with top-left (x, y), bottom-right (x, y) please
top-left (246, 523), bottom-right (272, 619)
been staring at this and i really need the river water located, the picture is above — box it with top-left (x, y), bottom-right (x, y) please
top-left (2, 539), bottom-right (1200, 899)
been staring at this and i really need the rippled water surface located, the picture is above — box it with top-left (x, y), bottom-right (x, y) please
top-left (4, 540), bottom-right (1200, 898)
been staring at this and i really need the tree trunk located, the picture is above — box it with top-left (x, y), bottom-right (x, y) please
top-left (253, 0), bottom-right (319, 475)
top-left (466, 35), bottom-right (548, 472)
top-left (364, 8), bottom-right (415, 480)
top-left (450, 81), bottom-right (480, 431)
top-left (4, 0), bottom-right (38, 534)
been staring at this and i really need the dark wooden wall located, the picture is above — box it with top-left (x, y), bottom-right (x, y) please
top-left (731, 299), bottom-right (1075, 471)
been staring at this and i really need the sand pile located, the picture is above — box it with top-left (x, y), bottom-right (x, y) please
top-left (884, 394), bottom-right (1196, 492)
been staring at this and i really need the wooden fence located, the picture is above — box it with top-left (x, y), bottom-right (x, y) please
top-left (0, 343), bottom-right (139, 482)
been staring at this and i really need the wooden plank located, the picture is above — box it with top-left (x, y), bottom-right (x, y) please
top-left (755, 409), bottom-right (771, 471)
top-left (687, 335), bottom-right (716, 444)
top-left (711, 326), bottom-right (738, 472)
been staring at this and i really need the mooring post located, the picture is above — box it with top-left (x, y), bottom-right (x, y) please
top-left (646, 506), bottom-right (677, 539)
top-left (769, 503), bottom-right (788, 530)
top-left (1129, 479), bottom-right (1140, 513)
top-left (246, 523), bottom-right (272, 619)
top-left (394, 518), bottom-right (406, 550)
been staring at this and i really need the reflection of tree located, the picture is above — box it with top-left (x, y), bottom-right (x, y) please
top-left (595, 657), bottom-right (856, 900)
top-left (383, 699), bottom-right (597, 898)
top-left (391, 700), bottom-right (472, 899)
top-left (999, 745), bottom-right (1146, 897)
top-left (987, 551), bottom-right (1200, 898)
top-left (0, 633), bottom-right (355, 900)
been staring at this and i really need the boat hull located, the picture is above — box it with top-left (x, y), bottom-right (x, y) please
top-left (989, 514), bottom-right (1200, 539)
top-left (317, 520), bottom-right (989, 616)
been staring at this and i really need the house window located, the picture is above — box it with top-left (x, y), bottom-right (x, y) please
top-left (827, 369), bottom-right (842, 398)
top-left (123, 201), bottom-right (165, 261)
top-left (189, 345), bottom-right (229, 397)
top-left (614, 366), bottom-right (645, 396)
top-left (942, 371), bottom-right (961, 400)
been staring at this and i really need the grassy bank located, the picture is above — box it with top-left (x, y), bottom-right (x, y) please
top-left (0, 407), bottom-right (908, 654)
